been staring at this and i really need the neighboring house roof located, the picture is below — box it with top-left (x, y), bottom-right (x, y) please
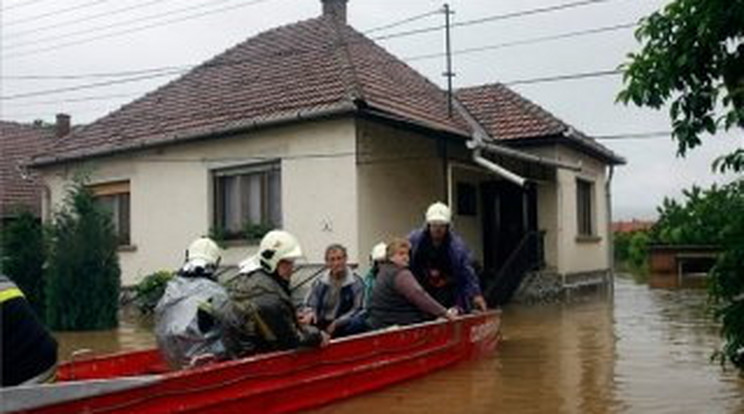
top-left (32, 16), bottom-right (623, 167)
top-left (611, 220), bottom-right (655, 233)
top-left (0, 121), bottom-right (54, 218)
top-left (455, 83), bottom-right (625, 164)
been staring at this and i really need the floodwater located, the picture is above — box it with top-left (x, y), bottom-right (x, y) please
top-left (55, 276), bottom-right (744, 413)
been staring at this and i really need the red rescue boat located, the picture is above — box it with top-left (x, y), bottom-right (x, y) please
top-left (4, 311), bottom-right (500, 414)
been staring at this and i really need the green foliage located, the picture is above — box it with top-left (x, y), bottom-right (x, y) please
top-left (0, 211), bottom-right (46, 319)
top-left (627, 231), bottom-right (651, 276)
top-left (651, 181), bottom-right (744, 245)
top-left (706, 183), bottom-right (744, 370)
top-left (133, 270), bottom-right (174, 315)
top-left (649, 179), bottom-right (744, 369)
top-left (613, 231), bottom-right (634, 263)
top-left (45, 176), bottom-right (121, 330)
top-left (244, 222), bottom-right (273, 242)
top-left (617, 0), bottom-right (744, 173)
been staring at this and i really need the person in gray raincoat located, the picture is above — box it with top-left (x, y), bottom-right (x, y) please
top-left (154, 237), bottom-right (229, 369)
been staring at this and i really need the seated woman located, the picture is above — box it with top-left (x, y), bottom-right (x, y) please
top-left (300, 244), bottom-right (366, 338)
top-left (367, 238), bottom-right (457, 330)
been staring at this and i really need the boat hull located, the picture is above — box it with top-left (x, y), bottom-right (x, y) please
top-left (8, 311), bottom-right (500, 413)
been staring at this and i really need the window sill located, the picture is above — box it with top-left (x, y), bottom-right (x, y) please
top-left (221, 239), bottom-right (260, 248)
top-left (117, 245), bottom-right (137, 252)
top-left (575, 235), bottom-right (602, 244)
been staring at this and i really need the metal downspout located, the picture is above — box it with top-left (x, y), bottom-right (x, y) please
top-left (472, 147), bottom-right (526, 187)
top-left (606, 165), bottom-right (615, 294)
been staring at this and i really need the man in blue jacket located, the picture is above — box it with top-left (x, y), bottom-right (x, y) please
top-left (408, 202), bottom-right (488, 313)
top-left (300, 244), bottom-right (365, 337)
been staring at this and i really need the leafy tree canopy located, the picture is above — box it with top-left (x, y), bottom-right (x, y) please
top-left (618, 0), bottom-right (744, 173)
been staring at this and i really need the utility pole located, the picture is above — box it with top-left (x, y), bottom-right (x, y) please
top-left (443, 3), bottom-right (455, 117)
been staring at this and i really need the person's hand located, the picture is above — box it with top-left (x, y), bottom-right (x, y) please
top-left (444, 307), bottom-right (459, 321)
top-left (472, 295), bottom-right (488, 312)
top-left (189, 353), bottom-right (218, 368)
top-left (325, 321), bottom-right (337, 336)
top-left (298, 311), bottom-right (316, 326)
top-left (319, 331), bottom-right (331, 348)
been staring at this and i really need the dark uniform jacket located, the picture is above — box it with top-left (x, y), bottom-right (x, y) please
top-left (1, 274), bottom-right (58, 386)
top-left (219, 269), bottom-right (322, 357)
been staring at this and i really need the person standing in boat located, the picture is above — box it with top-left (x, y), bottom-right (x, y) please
top-left (1, 274), bottom-right (58, 386)
top-left (155, 237), bottom-right (230, 369)
top-left (408, 202), bottom-right (488, 313)
top-left (367, 238), bottom-right (457, 329)
top-left (362, 242), bottom-right (387, 307)
top-left (299, 244), bottom-right (365, 338)
top-left (219, 230), bottom-right (329, 357)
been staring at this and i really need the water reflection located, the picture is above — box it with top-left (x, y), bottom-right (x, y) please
top-left (53, 276), bottom-right (743, 413)
top-left (54, 309), bottom-right (155, 362)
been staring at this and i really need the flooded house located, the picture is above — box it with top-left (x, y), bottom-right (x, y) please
top-left (31, 0), bottom-right (625, 303)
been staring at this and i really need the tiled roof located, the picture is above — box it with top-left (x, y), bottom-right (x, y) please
top-left (34, 17), bottom-right (469, 165)
top-left (0, 121), bottom-right (54, 217)
top-left (31, 16), bottom-right (621, 166)
top-left (455, 83), bottom-right (625, 164)
top-left (455, 83), bottom-right (567, 140)
top-left (612, 220), bottom-right (655, 233)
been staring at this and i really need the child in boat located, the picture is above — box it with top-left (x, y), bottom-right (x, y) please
top-left (299, 244), bottom-right (366, 338)
top-left (366, 238), bottom-right (457, 329)
top-left (154, 237), bottom-right (229, 369)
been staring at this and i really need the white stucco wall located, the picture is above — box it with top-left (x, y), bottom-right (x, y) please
top-left (552, 146), bottom-right (610, 274)
top-left (40, 119), bottom-right (357, 286)
top-left (356, 121), bottom-right (445, 269)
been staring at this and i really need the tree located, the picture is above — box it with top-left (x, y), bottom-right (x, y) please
top-left (0, 211), bottom-right (46, 319)
top-left (617, 0), bottom-right (744, 173)
top-left (647, 179), bottom-right (744, 369)
top-left (45, 177), bottom-right (121, 330)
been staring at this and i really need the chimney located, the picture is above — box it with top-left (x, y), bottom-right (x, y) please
top-left (55, 113), bottom-right (71, 138)
top-left (322, 0), bottom-right (348, 24)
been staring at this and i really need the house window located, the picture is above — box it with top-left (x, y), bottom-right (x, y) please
top-left (90, 181), bottom-right (131, 246)
top-left (213, 162), bottom-right (281, 240)
top-left (576, 178), bottom-right (594, 236)
top-left (456, 182), bottom-right (477, 216)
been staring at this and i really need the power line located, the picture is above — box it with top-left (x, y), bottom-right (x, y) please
top-left (594, 131), bottom-right (672, 140)
top-left (0, 65), bottom-right (191, 80)
top-left (362, 9), bottom-right (441, 34)
top-left (0, 93), bottom-right (140, 107)
top-left (1, 0), bottom-right (46, 12)
top-left (4, 0), bottom-right (115, 27)
top-left (372, 0), bottom-right (621, 41)
top-left (0, 69), bottom-right (187, 100)
top-left (3, 0), bottom-right (260, 49)
top-left (505, 69), bottom-right (621, 86)
top-left (3, 0), bottom-right (620, 59)
top-left (405, 22), bottom-right (637, 62)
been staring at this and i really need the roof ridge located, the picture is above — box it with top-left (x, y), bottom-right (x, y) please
top-left (326, 18), bottom-right (366, 105)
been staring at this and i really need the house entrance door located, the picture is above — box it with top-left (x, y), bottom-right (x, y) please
top-left (480, 180), bottom-right (537, 277)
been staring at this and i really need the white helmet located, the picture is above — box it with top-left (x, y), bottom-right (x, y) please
top-left (425, 202), bottom-right (451, 225)
top-left (370, 242), bottom-right (387, 262)
top-left (258, 230), bottom-right (303, 273)
top-left (184, 237), bottom-right (221, 273)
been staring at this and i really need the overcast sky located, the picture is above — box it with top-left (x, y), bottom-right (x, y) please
top-left (1, 0), bottom-right (741, 219)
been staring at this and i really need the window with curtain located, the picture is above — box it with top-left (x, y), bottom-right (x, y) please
top-left (576, 178), bottom-right (594, 236)
top-left (90, 181), bottom-right (131, 246)
top-left (213, 162), bottom-right (281, 239)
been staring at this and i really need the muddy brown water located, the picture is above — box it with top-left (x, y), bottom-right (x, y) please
top-left (54, 276), bottom-right (744, 413)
